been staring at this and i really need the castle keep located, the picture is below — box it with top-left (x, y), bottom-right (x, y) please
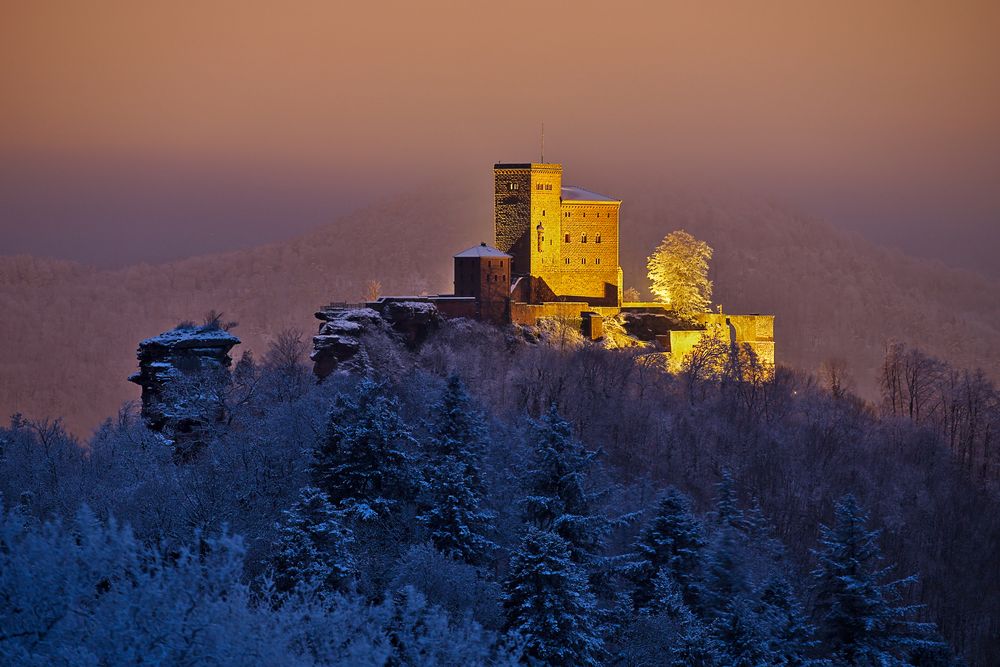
top-left (494, 163), bottom-right (622, 307)
top-left (319, 160), bottom-right (774, 371)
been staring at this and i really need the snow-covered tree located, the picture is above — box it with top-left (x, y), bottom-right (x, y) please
top-left (811, 494), bottom-right (941, 665)
top-left (708, 467), bottom-right (745, 531)
top-left (424, 374), bottom-right (487, 471)
top-left (520, 404), bottom-right (608, 567)
top-left (646, 229), bottom-right (713, 318)
top-left (310, 378), bottom-right (419, 521)
top-left (700, 526), bottom-right (748, 621)
top-left (625, 487), bottom-right (705, 610)
top-left (503, 528), bottom-right (605, 666)
top-left (756, 576), bottom-right (820, 666)
top-left (416, 376), bottom-right (497, 564)
top-left (271, 486), bottom-right (355, 594)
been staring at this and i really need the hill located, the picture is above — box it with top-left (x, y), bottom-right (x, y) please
top-left (1, 181), bottom-right (997, 435)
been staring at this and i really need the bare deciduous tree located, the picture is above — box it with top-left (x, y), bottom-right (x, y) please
top-left (646, 230), bottom-right (713, 319)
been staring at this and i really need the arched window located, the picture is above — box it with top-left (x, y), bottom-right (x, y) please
top-left (581, 233), bottom-right (587, 243)
top-left (595, 233), bottom-right (602, 244)
top-left (581, 258), bottom-right (586, 264)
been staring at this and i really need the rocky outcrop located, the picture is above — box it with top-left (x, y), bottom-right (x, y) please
top-left (311, 307), bottom-right (384, 379)
top-left (376, 300), bottom-right (442, 348)
top-left (129, 325), bottom-right (240, 446)
top-left (311, 300), bottom-right (442, 379)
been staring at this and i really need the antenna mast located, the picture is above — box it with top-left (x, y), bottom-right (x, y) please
top-left (540, 121), bottom-right (545, 163)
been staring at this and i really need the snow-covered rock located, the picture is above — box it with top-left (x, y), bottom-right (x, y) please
top-left (129, 324), bottom-right (240, 443)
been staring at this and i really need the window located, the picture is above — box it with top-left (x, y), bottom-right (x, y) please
top-left (536, 183), bottom-right (544, 190)
top-left (508, 182), bottom-right (519, 191)
top-left (581, 258), bottom-right (586, 264)
top-left (581, 233), bottom-right (587, 243)
top-left (546, 184), bottom-right (552, 190)
top-left (595, 257), bottom-right (601, 264)
top-left (564, 233), bottom-right (571, 243)
top-left (595, 233), bottom-right (602, 244)
top-left (542, 210), bottom-right (545, 216)
top-left (564, 258), bottom-right (570, 264)
top-left (565, 212), bottom-right (571, 218)
top-left (582, 212), bottom-right (586, 218)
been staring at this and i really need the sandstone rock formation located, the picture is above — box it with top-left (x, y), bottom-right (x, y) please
top-left (311, 301), bottom-right (442, 379)
top-left (129, 324), bottom-right (240, 446)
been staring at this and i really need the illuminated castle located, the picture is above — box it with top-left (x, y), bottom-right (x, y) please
top-left (493, 163), bottom-right (622, 307)
top-left (359, 159), bottom-right (774, 368)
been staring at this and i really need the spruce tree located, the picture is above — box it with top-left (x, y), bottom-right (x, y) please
top-left (700, 526), bottom-right (747, 620)
top-left (416, 375), bottom-right (496, 565)
top-left (310, 378), bottom-right (419, 520)
top-left (811, 494), bottom-right (941, 665)
top-left (756, 576), bottom-right (819, 666)
top-left (503, 527), bottom-right (605, 667)
top-left (520, 404), bottom-right (608, 566)
top-left (647, 571), bottom-right (725, 667)
top-left (417, 461), bottom-right (497, 565)
top-left (625, 488), bottom-right (705, 610)
top-left (271, 486), bottom-right (355, 594)
top-left (708, 467), bottom-right (746, 532)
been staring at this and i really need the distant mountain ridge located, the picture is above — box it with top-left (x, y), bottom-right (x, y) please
top-left (1, 182), bottom-right (997, 435)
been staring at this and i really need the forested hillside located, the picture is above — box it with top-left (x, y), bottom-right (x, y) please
top-left (2, 317), bottom-right (995, 664)
top-left (1, 182), bottom-right (998, 435)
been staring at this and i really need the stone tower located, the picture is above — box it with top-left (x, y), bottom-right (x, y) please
top-left (494, 162), bottom-right (622, 307)
top-left (494, 163), bottom-right (563, 299)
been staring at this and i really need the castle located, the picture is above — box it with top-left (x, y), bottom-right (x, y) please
top-left (361, 161), bottom-right (774, 368)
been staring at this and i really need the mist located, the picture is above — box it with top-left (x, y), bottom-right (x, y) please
top-left (2, 1), bottom-right (999, 274)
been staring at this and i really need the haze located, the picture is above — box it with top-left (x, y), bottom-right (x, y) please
top-left (2, 1), bottom-right (998, 275)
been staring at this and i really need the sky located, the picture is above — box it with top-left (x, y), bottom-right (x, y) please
top-left (2, 0), bottom-right (998, 275)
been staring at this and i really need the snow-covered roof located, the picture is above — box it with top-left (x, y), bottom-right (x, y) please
top-left (561, 185), bottom-right (619, 202)
top-left (454, 243), bottom-right (511, 258)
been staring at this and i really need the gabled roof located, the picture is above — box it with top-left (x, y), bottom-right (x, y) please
top-left (454, 243), bottom-right (511, 258)
top-left (561, 185), bottom-right (619, 202)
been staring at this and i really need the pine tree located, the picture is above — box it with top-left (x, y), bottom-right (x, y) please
top-left (520, 404), bottom-right (608, 566)
top-left (503, 527), bottom-right (605, 667)
top-left (310, 378), bottom-right (419, 520)
top-left (626, 488), bottom-right (705, 610)
top-left (811, 494), bottom-right (941, 665)
top-left (271, 486), bottom-right (355, 594)
top-left (416, 375), bottom-right (496, 565)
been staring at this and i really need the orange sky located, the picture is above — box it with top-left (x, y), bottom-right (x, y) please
top-left (2, 0), bottom-right (999, 271)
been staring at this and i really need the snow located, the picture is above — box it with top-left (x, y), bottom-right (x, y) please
top-left (140, 326), bottom-right (240, 349)
top-left (560, 185), bottom-right (619, 202)
top-left (454, 243), bottom-right (511, 258)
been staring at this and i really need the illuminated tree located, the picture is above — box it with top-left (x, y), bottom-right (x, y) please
top-left (646, 230), bottom-right (713, 318)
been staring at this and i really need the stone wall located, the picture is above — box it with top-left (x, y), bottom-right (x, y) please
top-left (558, 201), bottom-right (620, 304)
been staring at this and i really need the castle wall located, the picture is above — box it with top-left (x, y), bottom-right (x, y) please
top-left (557, 201), bottom-right (620, 305)
top-left (510, 301), bottom-right (594, 326)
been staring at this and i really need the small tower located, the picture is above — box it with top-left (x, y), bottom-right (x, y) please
top-left (454, 243), bottom-right (511, 323)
